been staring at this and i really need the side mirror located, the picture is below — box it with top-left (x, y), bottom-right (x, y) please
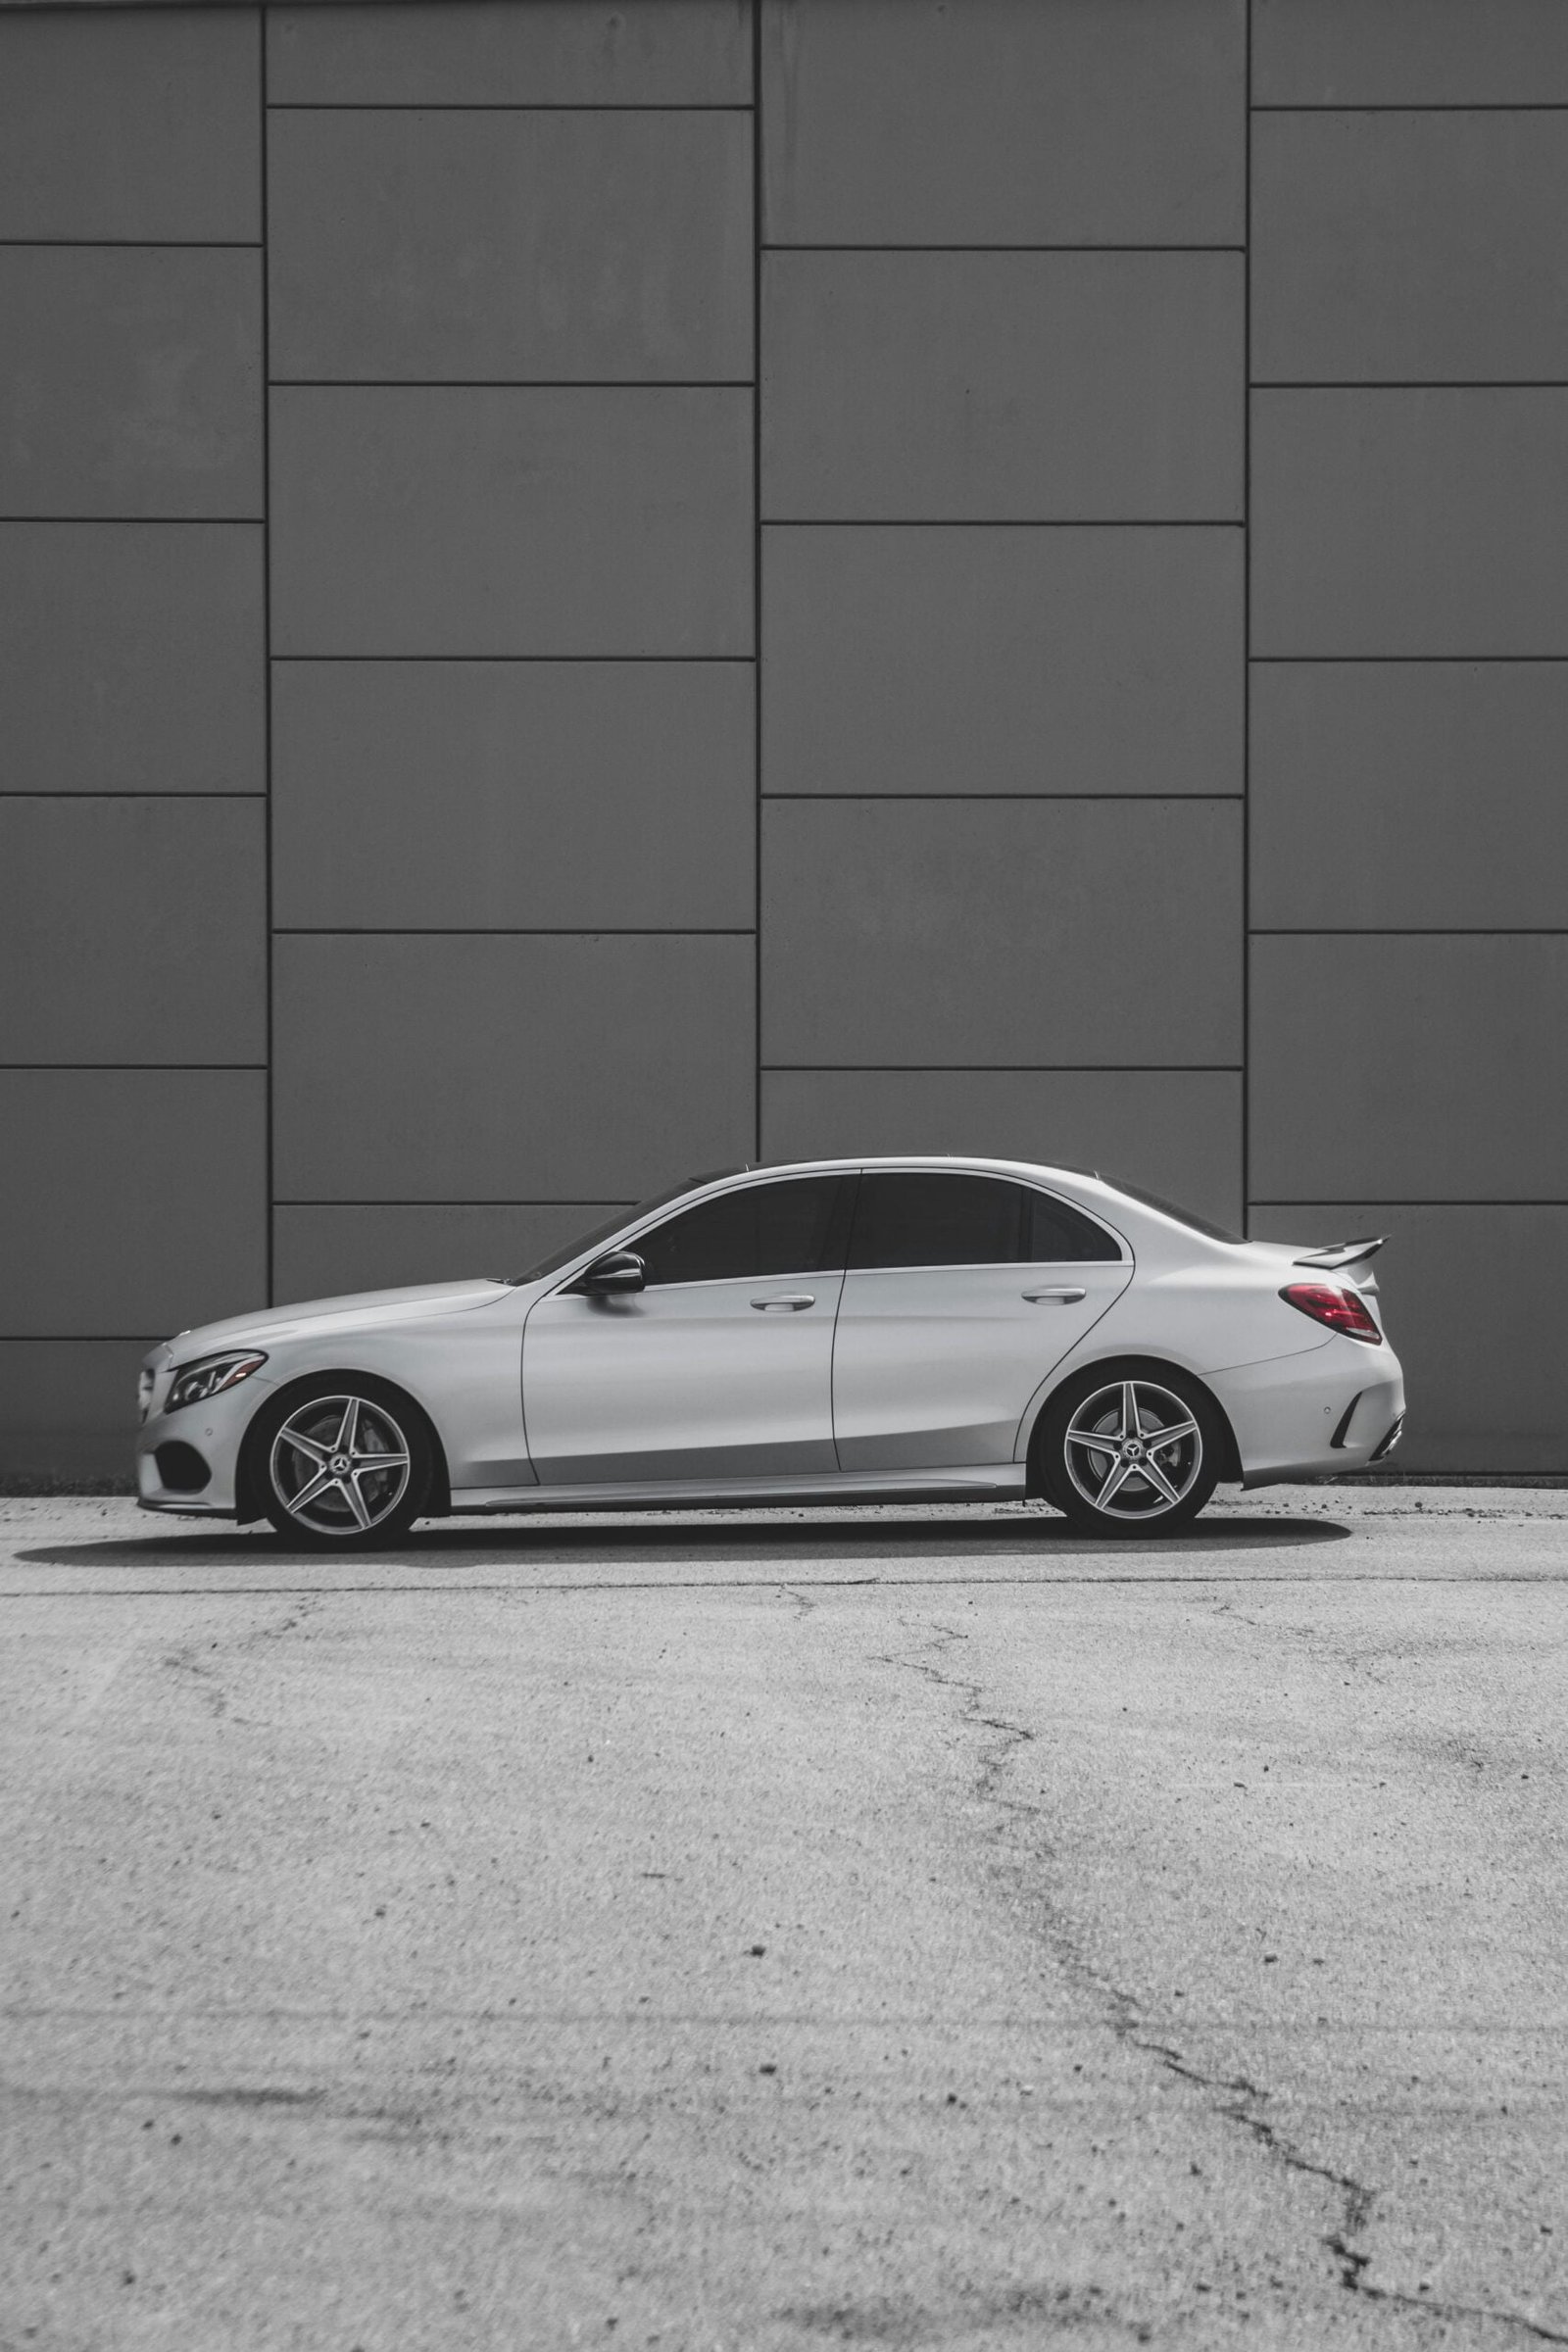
top-left (580, 1249), bottom-right (645, 1296)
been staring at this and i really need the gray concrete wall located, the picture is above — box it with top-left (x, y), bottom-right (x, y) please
top-left (0, 0), bottom-right (1561, 1479)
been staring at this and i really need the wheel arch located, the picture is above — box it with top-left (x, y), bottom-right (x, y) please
top-left (1020, 1352), bottom-right (1243, 1498)
top-left (234, 1367), bottom-right (452, 1525)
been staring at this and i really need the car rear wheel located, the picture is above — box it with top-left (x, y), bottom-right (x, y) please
top-left (1038, 1366), bottom-right (1220, 1538)
top-left (255, 1378), bottom-right (432, 1547)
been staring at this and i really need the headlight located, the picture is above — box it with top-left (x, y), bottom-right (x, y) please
top-left (137, 1367), bottom-right (155, 1423)
top-left (165, 1351), bottom-right (268, 1413)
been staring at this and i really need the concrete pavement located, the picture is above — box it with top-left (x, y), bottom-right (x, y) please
top-left (2, 1488), bottom-right (1566, 2350)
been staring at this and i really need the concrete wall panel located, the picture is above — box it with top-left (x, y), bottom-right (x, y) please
top-left (269, 109), bottom-right (753, 384)
top-left (268, 2), bottom-right (751, 107)
top-left (271, 661), bottom-right (754, 930)
top-left (0, 249), bottom-right (263, 521)
top-left (762, 1069), bottom-right (1244, 1236)
top-left (1253, 112), bottom-right (1568, 384)
top-left (1252, 0), bottom-right (1568, 107)
top-left (0, 250), bottom-right (261, 521)
top-left (270, 386), bottom-right (751, 655)
top-left (273, 1203), bottom-right (632, 1304)
top-left (762, 252), bottom-right (1244, 521)
top-left (0, 1342), bottom-right (161, 1483)
top-left (761, 0), bottom-right (1243, 247)
top-left (761, 800), bottom-right (1242, 1068)
top-left (0, 5), bottom-right (260, 244)
top-left (0, 523), bottom-right (264, 794)
top-left (0, 799), bottom-right (265, 1065)
top-left (1250, 937), bottom-right (1568, 1201)
top-left (1252, 662), bottom-right (1568, 932)
top-left (1250, 1204), bottom-right (1568, 1476)
top-left (273, 934), bottom-right (755, 1201)
top-left (3, 0), bottom-right (1564, 1481)
top-left (763, 525), bottom-right (1242, 797)
top-left (0, 1070), bottom-right (267, 1338)
top-left (1252, 390), bottom-right (1568, 657)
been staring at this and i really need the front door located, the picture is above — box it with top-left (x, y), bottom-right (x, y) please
top-left (831, 1170), bottom-right (1132, 1470)
top-left (522, 1174), bottom-right (853, 1486)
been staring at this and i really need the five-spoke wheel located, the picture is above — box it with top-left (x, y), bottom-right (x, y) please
top-left (253, 1379), bottom-right (431, 1546)
top-left (1038, 1367), bottom-right (1220, 1536)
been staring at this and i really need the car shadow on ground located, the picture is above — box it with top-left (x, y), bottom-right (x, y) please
top-left (14, 1511), bottom-right (1351, 1573)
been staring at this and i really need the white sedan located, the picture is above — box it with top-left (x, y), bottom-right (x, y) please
top-left (136, 1157), bottom-right (1404, 1545)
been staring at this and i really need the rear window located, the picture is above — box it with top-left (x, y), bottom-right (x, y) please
top-left (1104, 1178), bottom-right (1242, 1246)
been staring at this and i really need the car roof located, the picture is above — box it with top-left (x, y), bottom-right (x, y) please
top-left (693, 1154), bottom-right (1101, 1186)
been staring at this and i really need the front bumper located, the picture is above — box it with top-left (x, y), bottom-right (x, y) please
top-left (136, 1371), bottom-right (273, 1516)
top-left (1210, 1336), bottom-right (1406, 1489)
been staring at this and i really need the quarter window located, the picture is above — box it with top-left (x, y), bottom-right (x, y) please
top-left (633, 1177), bottom-right (850, 1288)
top-left (847, 1172), bottom-right (1117, 1269)
top-left (1024, 1189), bottom-right (1120, 1263)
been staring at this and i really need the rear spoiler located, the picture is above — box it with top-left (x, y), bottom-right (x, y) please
top-left (1293, 1236), bottom-right (1386, 1285)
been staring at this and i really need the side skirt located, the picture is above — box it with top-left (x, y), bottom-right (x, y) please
top-left (449, 1464), bottom-right (1029, 1515)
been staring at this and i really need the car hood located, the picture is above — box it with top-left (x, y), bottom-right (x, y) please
top-left (152, 1278), bottom-right (512, 1363)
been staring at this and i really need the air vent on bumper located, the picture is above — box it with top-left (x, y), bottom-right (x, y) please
top-left (154, 1441), bottom-right (211, 1494)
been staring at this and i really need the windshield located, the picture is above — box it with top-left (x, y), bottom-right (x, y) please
top-left (1104, 1177), bottom-right (1243, 1246)
top-left (506, 1168), bottom-right (750, 1284)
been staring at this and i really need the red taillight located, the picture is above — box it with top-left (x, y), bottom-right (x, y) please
top-left (1280, 1283), bottom-right (1382, 1344)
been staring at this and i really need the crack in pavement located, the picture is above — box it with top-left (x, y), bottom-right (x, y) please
top-left (880, 1616), bottom-right (1568, 2347)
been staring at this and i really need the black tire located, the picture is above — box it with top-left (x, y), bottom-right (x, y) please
top-left (1036, 1362), bottom-right (1222, 1538)
top-left (249, 1375), bottom-right (433, 1548)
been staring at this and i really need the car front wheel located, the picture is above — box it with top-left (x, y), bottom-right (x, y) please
top-left (254, 1378), bottom-right (432, 1547)
top-left (1038, 1366), bottom-right (1221, 1537)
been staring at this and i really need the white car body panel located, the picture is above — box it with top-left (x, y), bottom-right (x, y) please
top-left (134, 1156), bottom-right (1406, 1521)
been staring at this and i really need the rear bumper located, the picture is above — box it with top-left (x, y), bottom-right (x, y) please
top-left (1210, 1338), bottom-right (1405, 1489)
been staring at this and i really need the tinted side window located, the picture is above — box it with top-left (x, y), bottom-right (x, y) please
top-left (849, 1173), bottom-right (1021, 1268)
top-left (634, 1177), bottom-right (848, 1288)
top-left (849, 1173), bottom-right (1118, 1269)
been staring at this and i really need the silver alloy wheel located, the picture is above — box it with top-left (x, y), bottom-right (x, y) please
top-left (270, 1393), bottom-right (412, 1535)
top-left (1062, 1378), bottom-right (1202, 1521)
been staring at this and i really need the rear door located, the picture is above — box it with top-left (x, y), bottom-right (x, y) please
top-left (831, 1170), bottom-right (1131, 1470)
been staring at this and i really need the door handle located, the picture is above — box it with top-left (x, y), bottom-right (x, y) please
top-left (1023, 1286), bottom-right (1086, 1303)
top-left (751, 1293), bottom-right (815, 1310)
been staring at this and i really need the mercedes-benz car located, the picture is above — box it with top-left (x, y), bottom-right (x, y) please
top-left (136, 1157), bottom-right (1404, 1545)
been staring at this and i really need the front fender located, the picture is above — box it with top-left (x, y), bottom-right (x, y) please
top-left (239, 1314), bottom-right (535, 1493)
